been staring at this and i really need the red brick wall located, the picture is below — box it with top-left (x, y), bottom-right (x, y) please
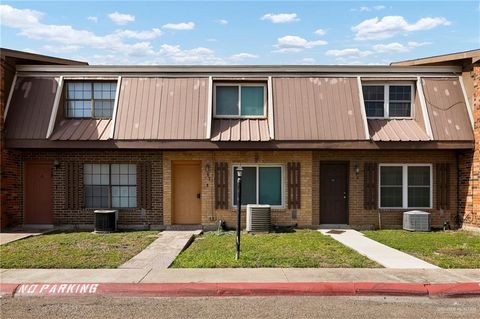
top-left (459, 63), bottom-right (480, 229)
top-left (19, 151), bottom-right (163, 228)
top-left (1, 59), bottom-right (22, 229)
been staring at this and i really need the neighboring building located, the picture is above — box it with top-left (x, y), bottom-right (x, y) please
top-left (392, 49), bottom-right (480, 231)
top-left (1, 48), bottom-right (476, 230)
top-left (1, 48), bottom-right (87, 229)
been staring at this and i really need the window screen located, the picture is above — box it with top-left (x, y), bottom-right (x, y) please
top-left (233, 167), bottom-right (256, 205)
top-left (66, 81), bottom-right (117, 119)
top-left (380, 166), bottom-right (403, 208)
top-left (259, 167), bottom-right (282, 205)
top-left (407, 166), bottom-right (430, 208)
top-left (389, 85), bottom-right (412, 117)
top-left (215, 86), bottom-right (238, 116)
top-left (215, 84), bottom-right (265, 116)
top-left (233, 166), bottom-right (282, 206)
top-left (241, 86), bottom-right (264, 116)
top-left (363, 86), bottom-right (384, 117)
top-left (379, 165), bottom-right (431, 208)
top-left (83, 163), bottom-right (137, 209)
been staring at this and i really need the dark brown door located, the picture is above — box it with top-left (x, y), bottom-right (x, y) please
top-left (320, 162), bottom-right (348, 224)
top-left (172, 161), bottom-right (202, 224)
top-left (24, 162), bottom-right (53, 224)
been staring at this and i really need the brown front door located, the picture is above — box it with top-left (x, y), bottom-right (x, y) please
top-left (320, 162), bottom-right (349, 224)
top-left (172, 161), bottom-right (202, 224)
top-left (24, 161), bottom-right (53, 224)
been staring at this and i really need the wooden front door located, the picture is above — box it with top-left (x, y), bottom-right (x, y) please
top-left (24, 161), bottom-right (53, 224)
top-left (320, 162), bottom-right (349, 224)
top-left (172, 161), bottom-right (202, 224)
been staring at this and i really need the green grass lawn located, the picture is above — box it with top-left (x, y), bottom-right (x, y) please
top-left (172, 230), bottom-right (380, 268)
top-left (363, 230), bottom-right (480, 269)
top-left (0, 231), bottom-right (158, 269)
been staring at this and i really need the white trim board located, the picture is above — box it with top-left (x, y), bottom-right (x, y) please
top-left (206, 76), bottom-right (213, 139)
top-left (46, 76), bottom-right (64, 139)
top-left (459, 76), bottom-right (474, 129)
top-left (357, 77), bottom-right (370, 140)
top-left (110, 76), bottom-right (122, 139)
top-left (417, 77), bottom-right (434, 140)
top-left (3, 74), bottom-right (17, 121)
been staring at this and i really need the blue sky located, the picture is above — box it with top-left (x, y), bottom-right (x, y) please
top-left (0, 1), bottom-right (478, 65)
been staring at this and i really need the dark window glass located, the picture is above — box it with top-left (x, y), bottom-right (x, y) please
top-left (83, 163), bottom-right (137, 209)
top-left (389, 86), bottom-right (411, 117)
top-left (259, 167), bottom-right (282, 205)
top-left (363, 86), bottom-right (384, 117)
top-left (241, 86), bottom-right (264, 116)
top-left (407, 166), bottom-right (430, 207)
top-left (380, 166), bottom-right (403, 208)
top-left (216, 86), bottom-right (239, 115)
top-left (65, 81), bottom-right (116, 119)
top-left (233, 167), bottom-right (257, 205)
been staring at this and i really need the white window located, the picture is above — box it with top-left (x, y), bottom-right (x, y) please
top-left (214, 83), bottom-right (266, 117)
top-left (65, 81), bottom-right (117, 118)
top-left (84, 164), bottom-right (137, 208)
top-left (379, 164), bottom-right (432, 209)
top-left (232, 165), bottom-right (283, 208)
top-left (362, 84), bottom-right (414, 118)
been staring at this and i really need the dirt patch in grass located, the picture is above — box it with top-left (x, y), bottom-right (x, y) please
top-left (172, 230), bottom-right (380, 268)
top-left (0, 231), bottom-right (158, 269)
top-left (363, 230), bottom-right (480, 269)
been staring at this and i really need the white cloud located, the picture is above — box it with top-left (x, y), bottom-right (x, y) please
top-left (162, 22), bottom-right (195, 30)
top-left (108, 12), bottom-right (135, 25)
top-left (325, 48), bottom-right (373, 58)
top-left (0, 5), bottom-right (42, 28)
top-left (215, 19), bottom-right (228, 25)
top-left (0, 5), bottom-right (156, 58)
top-left (352, 5), bottom-right (386, 12)
top-left (352, 16), bottom-right (451, 40)
top-left (229, 53), bottom-right (259, 61)
top-left (314, 29), bottom-right (327, 36)
top-left (87, 16), bottom-right (98, 23)
top-left (372, 41), bottom-right (430, 53)
top-left (274, 35), bottom-right (327, 52)
top-left (261, 13), bottom-right (299, 23)
top-left (159, 44), bottom-right (224, 64)
top-left (114, 28), bottom-right (162, 40)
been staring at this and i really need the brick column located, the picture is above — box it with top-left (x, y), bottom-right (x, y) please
top-left (1, 59), bottom-right (22, 229)
top-left (459, 63), bottom-right (480, 230)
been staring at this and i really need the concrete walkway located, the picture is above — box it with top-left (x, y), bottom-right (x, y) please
top-left (119, 230), bottom-right (202, 270)
top-left (1, 268), bottom-right (478, 284)
top-left (0, 229), bottom-right (53, 245)
top-left (319, 229), bottom-right (439, 269)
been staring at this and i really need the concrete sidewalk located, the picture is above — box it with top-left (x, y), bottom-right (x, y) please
top-left (119, 230), bottom-right (202, 269)
top-left (1, 268), bottom-right (479, 284)
top-left (319, 229), bottom-right (439, 269)
top-left (0, 229), bottom-right (53, 245)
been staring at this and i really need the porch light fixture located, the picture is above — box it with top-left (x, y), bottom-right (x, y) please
top-left (354, 163), bottom-right (360, 175)
top-left (235, 166), bottom-right (243, 260)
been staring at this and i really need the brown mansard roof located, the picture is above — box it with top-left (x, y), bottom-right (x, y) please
top-left (3, 64), bottom-right (474, 149)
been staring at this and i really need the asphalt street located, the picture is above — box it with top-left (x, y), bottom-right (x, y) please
top-left (1, 295), bottom-right (479, 319)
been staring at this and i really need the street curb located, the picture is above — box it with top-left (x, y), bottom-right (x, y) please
top-left (2, 282), bottom-right (480, 298)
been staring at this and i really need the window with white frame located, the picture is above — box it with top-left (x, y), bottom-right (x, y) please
top-left (214, 83), bottom-right (266, 117)
top-left (232, 165), bottom-right (283, 207)
top-left (379, 164), bottom-right (431, 209)
top-left (362, 84), bottom-right (413, 118)
top-left (84, 164), bottom-right (137, 208)
top-left (65, 81), bottom-right (117, 118)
